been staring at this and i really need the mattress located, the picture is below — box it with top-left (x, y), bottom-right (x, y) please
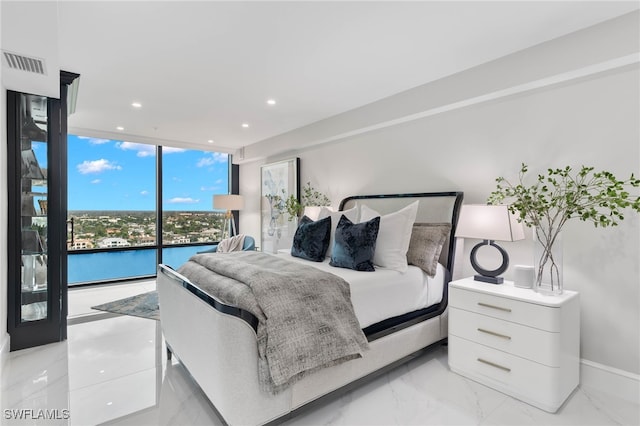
top-left (276, 251), bottom-right (445, 329)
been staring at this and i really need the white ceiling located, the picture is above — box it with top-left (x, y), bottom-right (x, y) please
top-left (56, 1), bottom-right (639, 153)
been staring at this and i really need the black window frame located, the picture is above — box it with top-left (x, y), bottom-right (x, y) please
top-left (67, 143), bottom-right (237, 287)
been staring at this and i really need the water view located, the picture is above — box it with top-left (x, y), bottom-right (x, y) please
top-left (68, 244), bottom-right (216, 284)
top-left (66, 135), bottom-right (230, 285)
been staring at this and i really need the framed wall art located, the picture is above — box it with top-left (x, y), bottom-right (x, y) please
top-left (260, 158), bottom-right (300, 253)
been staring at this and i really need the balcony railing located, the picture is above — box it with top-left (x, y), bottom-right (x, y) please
top-left (67, 243), bottom-right (217, 285)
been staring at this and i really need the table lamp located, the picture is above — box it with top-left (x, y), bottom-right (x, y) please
top-left (213, 194), bottom-right (244, 239)
top-left (455, 204), bottom-right (524, 284)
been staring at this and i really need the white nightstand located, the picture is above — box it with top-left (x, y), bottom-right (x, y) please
top-left (448, 277), bottom-right (580, 413)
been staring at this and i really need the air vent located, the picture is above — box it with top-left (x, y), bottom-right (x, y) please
top-left (2, 51), bottom-right (46, 75)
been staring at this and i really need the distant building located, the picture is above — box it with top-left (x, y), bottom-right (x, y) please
top-left (68, 239), bottom-right (94, 250)
top-left (164, 236), bottom-right (190, 244)
top-left (98, 237), bottom-right (131, 248)
top-left (138, 236), bottom-right (156, 246)
top-left (199, 229), bottom-right (218, 238)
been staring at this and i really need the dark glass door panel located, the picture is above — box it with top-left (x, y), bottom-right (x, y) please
top-left (20, 100), bottom-right (49, 322)
top-left (7, 71), bottom-right (78, 350)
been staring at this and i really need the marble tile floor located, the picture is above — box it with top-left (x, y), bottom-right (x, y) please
top-left (2, 303), bottom-right (639, 425)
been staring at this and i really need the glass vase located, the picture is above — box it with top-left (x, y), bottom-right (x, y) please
top-left (534, 228), bottom-right (563, 295)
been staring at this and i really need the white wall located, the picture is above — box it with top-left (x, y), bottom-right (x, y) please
top-left (239, 13), bottom-right (640, 376)
top-left (0, 1), bottom-right (10, 361)
top-left (0, 1), bottom-right (60, 98)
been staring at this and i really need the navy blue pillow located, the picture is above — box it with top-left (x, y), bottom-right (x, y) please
top-left (291, 215), bottom-right (332, 262)
top-left (329, 215), bottom-right (380, 272)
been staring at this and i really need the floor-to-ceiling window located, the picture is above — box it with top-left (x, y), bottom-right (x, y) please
top-left (67, 135), bottom-right (229, 285)
top-left (161, 148), bottom-right (229, 268)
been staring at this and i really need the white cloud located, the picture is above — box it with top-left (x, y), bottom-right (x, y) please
top-left (197, 157), bottom-right (215, 167)
top-left (197, 152), bottom-right (228, 167)
top-left (140, 190), bottom-right (149, 196)
top-left (163, 147), bottom-right (186, 154)
top-left (91, 179), bottom-right (101, 184)
top-left (116, 142), bottom-right (186, 157)
top-left (117, 142), bottom-right (156, 157)
top-left (77, 159), bottom-right (122, 174)
top-left (78, 136), bottom-right (111, 145)
top-left (168, 197), bottom-right (200, 204)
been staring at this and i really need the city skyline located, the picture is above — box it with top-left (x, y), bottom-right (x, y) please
top-left (67, 135), bottom-right (229, 211)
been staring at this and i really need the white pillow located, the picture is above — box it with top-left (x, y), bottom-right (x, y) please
top-left (359, 201), bottom-right (419, 272)
top-left (302, 206), bottom-right (324, 221)
top-left (319, 206), bottom-right (358, 258)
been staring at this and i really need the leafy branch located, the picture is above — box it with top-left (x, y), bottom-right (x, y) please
top-left (487, 164), bottom-right (640, 230)
top-left (487, 163), bottom-right (639, 291)
top-left (285, 182), bottom-right (331, 221)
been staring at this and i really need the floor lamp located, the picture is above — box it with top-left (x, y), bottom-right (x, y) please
top-left (213, 194), bottom-right (245, 240)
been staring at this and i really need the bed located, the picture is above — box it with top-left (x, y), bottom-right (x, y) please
top-left (157, 191), bottom-right (463, 425)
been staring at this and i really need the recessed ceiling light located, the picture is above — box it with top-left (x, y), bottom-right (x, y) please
top-left (116, 126), bottom-right (124, 131)
top-left (207, 139), bottom-right (214, 144)
top-left (267, 99), bottom-right (276, 106)
top-left (241, 123), bottom-right (249, 128)
top-left (131, 102), bottom-right (142, 108)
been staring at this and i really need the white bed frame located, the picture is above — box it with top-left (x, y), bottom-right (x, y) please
top-left (157, 192), bottom-right (463, 425)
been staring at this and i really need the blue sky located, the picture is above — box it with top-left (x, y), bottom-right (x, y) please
top-left (67, 135), bottom-right (229, 211)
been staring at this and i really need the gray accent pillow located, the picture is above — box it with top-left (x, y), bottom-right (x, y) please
top-left (406, 223), bottom-right (451, 277)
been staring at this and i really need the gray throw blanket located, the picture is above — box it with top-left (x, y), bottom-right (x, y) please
top-left (177, 251), bottom-right (369, 393)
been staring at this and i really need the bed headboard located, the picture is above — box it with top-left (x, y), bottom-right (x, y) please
top-left (339, 192), bottom-right (464, 274)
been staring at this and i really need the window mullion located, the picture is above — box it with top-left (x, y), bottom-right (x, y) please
top-left (156, 145), bottom-right (163, 265)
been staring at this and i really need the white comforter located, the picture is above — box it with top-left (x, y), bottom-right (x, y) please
top-left (277, 251), bottom-right (445, 328)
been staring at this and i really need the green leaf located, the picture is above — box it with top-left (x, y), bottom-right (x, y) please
top-left (488, 164), bottom-right (640, 231)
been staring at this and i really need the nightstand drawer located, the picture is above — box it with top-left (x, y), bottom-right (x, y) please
top-left (448, 336), bottom-right (571, 413)
top-left (449, 307), bottom-right (561, 366)
top-left (449, 286), bottom-right (561, 332)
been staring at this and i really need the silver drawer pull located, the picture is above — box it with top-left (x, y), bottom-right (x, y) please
top-left (477, 328), bottom-right (511, 340)
top-left (478, 302), bottom-right (511, 312)
top-left (477, 358), bottom-right (511, 372)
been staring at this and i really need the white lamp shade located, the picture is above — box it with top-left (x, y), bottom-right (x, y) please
top-left (455, 204), bottom-right (524, 242)
top-left (213, 194), bottom-right (244, 211)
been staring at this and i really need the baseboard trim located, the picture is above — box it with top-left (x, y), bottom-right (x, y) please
top-left (580, 358), bottom-right (639, 404)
